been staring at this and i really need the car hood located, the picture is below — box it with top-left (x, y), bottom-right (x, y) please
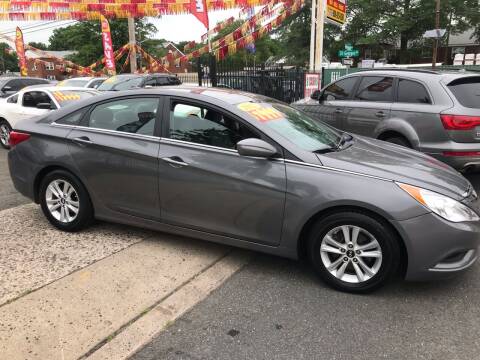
top-left (318, 136), bottom-right (471, 200)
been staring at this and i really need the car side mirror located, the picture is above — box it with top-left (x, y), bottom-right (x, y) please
top-left (237, 138), bottom-right (277, 158)
top-left (37, 103), bottom-right (53, 110)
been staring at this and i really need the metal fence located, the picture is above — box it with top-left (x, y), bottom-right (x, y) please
top-left (197, 57), bottom-right (318, 103)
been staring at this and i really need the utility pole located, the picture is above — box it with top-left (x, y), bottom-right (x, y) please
top-left (432, 0), bottom-right (441, 69)
top-left (128, 17), bottom-right (138, 73)
top-left (309, 0), bottom-right (316, 71)
top-left (313, 0), bottom-right (325, 71)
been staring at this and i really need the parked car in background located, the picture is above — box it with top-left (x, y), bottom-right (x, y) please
top-left (57, 77), bottom-right (107, 89)
top-left (0, 86), bottom-right (99, 149)
top-left (7, 87), bottom-right (480, 293)
top-left (97, 73), bottom-right (182, 91)
top-left (0, 77), bottom-right (51, 98)
top-left (294, 70), bottom-right (480, 171)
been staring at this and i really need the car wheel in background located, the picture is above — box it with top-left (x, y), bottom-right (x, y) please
top-left (384, 136), bottom-right (412, 148)
top-left (39, 170), bottom-right (94, 232)
top-left (307, 211), bottom-right (400, 293)
top-left (0, 120), bottom-right (11, 149)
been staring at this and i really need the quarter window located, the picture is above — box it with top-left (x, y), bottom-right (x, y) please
top-left (88, 98), bottom-right (159, 136)
top-left (355, 76), bottom-right (394, 102)
top-left (397, 79), bottom-right (431, 104)
top-left (322, 77), bottom-right (358, 101)
top-left (169, 102), bottom-right (259, 149)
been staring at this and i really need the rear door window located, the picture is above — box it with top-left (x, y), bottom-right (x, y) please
top-left (322, 77), bottom-right (358, 101)
top-left (397, 79), bottom-right (431, 104)
top-left (355, 76), bottom-right (394, 102)
top-left (88, 97), bottom-right (159, 136)
top-left (447, 77), bottom-right (480, 109)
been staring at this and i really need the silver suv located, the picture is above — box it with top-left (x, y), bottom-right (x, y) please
top-left (294, 70), bottom-right (480, 171)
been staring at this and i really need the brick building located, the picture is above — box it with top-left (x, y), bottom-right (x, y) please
top-left (26, 50), bottom-right (76, 81)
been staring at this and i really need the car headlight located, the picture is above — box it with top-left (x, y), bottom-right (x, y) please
top-left (397, 182), bottom-right (479, 223)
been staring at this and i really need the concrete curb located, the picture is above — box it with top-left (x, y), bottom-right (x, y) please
top-left (86, 250), bottom-right (252, 360)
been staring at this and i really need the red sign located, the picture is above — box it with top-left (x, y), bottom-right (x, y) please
top-left (100, 15), bottom-right (116, 75)
top-left (15, 27), bottom-right (28, 77)
top-left (304, 73), bottom-right (321, 99)
top-left (191, 0), bottom-right (209, 29)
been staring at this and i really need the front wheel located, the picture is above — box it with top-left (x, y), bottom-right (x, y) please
top-left (39, 170), bottom-right (94, 232)
top-left (308, 211), bottom-right (400, 293)
top-left (0, 120), bottom-right (11, 149)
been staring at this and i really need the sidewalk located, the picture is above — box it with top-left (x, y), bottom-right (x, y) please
top-left (0, 204), bottom-right (251, 359)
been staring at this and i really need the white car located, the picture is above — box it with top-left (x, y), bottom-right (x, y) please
top-left (57, 77), bottom-right (107, 89)
top-left (0, 86), bottom-right (99, 149)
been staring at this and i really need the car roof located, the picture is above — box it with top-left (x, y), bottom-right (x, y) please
top-left (342, 68), bottom-right (480, 83)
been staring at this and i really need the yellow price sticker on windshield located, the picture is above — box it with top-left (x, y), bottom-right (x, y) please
top-left (238, 102), bottom-right (283, 122)
top-left (52, 91), bottom-right (81, 102)
top-left (104, 76), bottom-right (117, 84)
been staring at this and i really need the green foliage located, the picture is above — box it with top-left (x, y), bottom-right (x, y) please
top-left (0, 43), bottom-right (19, 73)
top-left (28, 42), bottom-right (48, 50)
top-left (48, 19), bottom-right (157, 66)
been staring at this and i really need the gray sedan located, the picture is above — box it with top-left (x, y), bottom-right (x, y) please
top-left (7, 88), bottom-right (480, 292)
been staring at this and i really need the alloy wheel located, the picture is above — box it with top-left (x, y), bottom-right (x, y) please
top-left (320, 225), bottom-right (383, 283)
top-left (0, 123), bottom-right (10, 147)
top-left (45, 179), bottom-right (80, 223)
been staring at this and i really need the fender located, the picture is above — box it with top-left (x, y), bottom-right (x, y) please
top-left (374, 117), bottom-right (420, 148)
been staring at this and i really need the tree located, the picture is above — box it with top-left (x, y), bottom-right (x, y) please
top-left (48, 19), bottom-right (157, 67)
top-left (0, 43), bottom-right (19, 73)
top-left (28, 42), bottom-right (49, 50)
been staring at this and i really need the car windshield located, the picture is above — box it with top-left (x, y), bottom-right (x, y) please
top-left (237, 102), bottom-right (342, 152)
top-left (58, 79), bottom-right (90, 88)
top-left (97, 76), bottom-right (144, 91)
top-left (50, 90), bottom-right (97, 108)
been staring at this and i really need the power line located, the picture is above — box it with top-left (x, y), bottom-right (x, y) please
top-left (0, 21), bottom-right (58, 35)
top-left (0, 20), bottom-right (77, 37)
top-left (22, 21), bottom-right (78, 35)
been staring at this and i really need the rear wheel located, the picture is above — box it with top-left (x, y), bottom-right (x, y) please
top-left (39, 170), bottom-right (94, 232)
top-left (0, 120), bottom-right (11, 149)
top-left (384, 136), bottom-right (411, 148)
top-left (307, 211), bottom-right (400, 293)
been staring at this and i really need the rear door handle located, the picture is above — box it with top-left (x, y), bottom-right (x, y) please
top-left (162, 156), bottom-right (189, 168)
top-left (335, 108), bottom-right (343, 114)
top-left (72, 136), bottom-right (93, 145)
top-left (375, 111), bottom-right (386, 118)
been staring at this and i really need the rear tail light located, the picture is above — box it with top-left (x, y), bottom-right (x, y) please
top-left (443, 151), bottom-right (480, 157)
top-left (441, 114), bottom-right (480, 130)
top-left (9, 131), bottom-right (30, 147)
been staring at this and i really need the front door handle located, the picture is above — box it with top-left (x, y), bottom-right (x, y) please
top-left (72, 136), bottom-right (93, 145)
top-left (335, 108), bottom-right (343, 114)
top-left (162, 156), bottom-right (189, 168)
top-left (375, 111), bottom-right (386, 118)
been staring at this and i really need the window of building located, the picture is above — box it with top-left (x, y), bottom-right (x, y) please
top-left (45, 62), bottom-right (55, 71)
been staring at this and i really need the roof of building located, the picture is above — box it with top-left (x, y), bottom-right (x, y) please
top-left (25, 50), bottom-right (77, 59)
top-left (448, 29), bottom-right (478, 47)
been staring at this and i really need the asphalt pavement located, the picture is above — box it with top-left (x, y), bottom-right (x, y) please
top-left (0, 149), bottom-right (30, 211)
top-left (131, 171), bottom-right (480, 360)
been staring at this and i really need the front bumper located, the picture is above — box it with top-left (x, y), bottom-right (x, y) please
top-left (393, 212), bottom-right (480, 281)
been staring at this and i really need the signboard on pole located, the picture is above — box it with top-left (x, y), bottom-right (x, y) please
top-left (304, 73), bottom-right (321, 99)
top-left (15, 27), bottom-right (28, 77)
top-left (326, 0), bottom-right (346, 26)
top-left (100, 15), bottom-right (116, 76)
top-left (338, 49), bottom-right (359, 58)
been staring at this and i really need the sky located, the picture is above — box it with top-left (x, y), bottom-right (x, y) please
top-left (0, 9), bottom-right (240, 46)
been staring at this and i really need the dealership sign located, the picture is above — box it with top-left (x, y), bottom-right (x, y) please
top-left (304, 73), bottom-right (321, 99)
top-left (326, 0), bottom-right (346, 26)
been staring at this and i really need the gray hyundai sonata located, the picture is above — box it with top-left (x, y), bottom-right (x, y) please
top-left (7, 87), bottom-right (480, 292)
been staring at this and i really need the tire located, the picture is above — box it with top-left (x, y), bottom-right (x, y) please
top-left (384, 136), bottom-right (411, 148)
top-left (307, 211), bottom-right (400, 293)
top-left (39, 170), bottom-right (94, 232)
top-left (0, 119), bottom-right (11, 150)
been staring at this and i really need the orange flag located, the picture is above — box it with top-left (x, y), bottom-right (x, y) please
top-left (15, 27), bottom-right (28, 77)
